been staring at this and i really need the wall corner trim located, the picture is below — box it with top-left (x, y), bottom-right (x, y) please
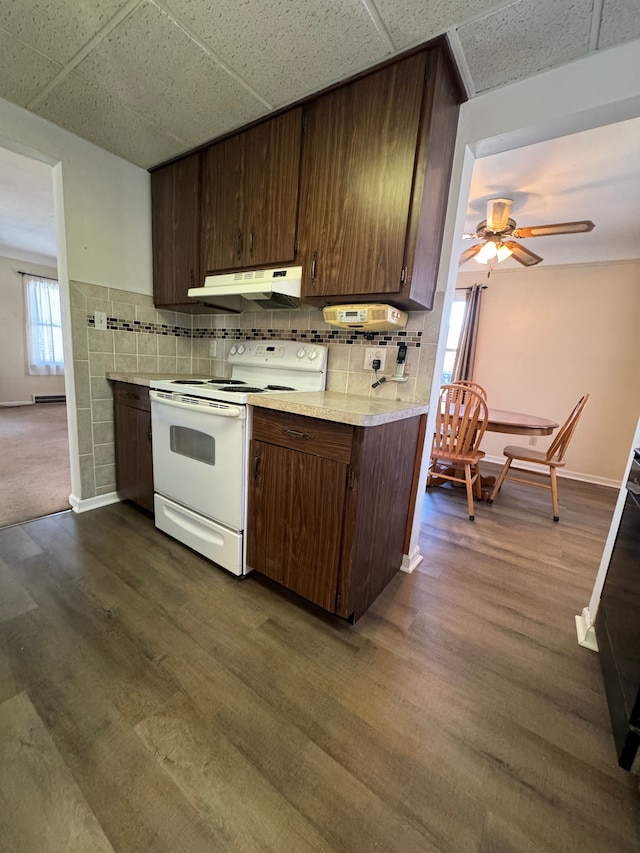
top-left (70, 491), bottom-right (120, 514)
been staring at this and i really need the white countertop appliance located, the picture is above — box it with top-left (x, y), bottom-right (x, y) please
top-left (149, 340), bottom-right (327, 576)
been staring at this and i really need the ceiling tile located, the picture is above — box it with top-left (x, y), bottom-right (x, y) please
top-left (31, 71), bottom-right (187, 168)
top-left (75, 1), bottom-right (266, 150)
top-left (0, 29), bottom-right (63, 106)
top-left (457, 0), bottom-right (593, 93)
top-left (372, 0), bottom-right (511, 49)
top-left (0, 0), bottom-right (132, 65)
top-left (165, 0), bottom-right (390, 107)
top-left (599, 0), bottom-right (640, 49)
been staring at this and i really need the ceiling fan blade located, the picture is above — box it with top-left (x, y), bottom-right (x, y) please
top-left (513, 220), bottom-right (595, 238)
top-left (462, 232), bottom-right (480, 240)
top-left (459, 244), bottom-right (482, 266)
top-left (503, 240), bottom-right (543, 266)
top-left (486, 198), bottom-right (513, 232)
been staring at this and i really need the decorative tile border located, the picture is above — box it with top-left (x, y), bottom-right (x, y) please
top-left (88, 313), bottom-right (421, 347)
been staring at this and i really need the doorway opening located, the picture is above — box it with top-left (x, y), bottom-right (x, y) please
top-left (0, 147), bottom-right (71, 527)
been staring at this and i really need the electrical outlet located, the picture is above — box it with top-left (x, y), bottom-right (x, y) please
top-left (94, 311), bottom-right (107, 331)
top-left (364, 347), bottom-right (386, 371)
top-left (209, 340), bottom-right (217, 357)
top-left (528, 436), bottom-right (537, 446)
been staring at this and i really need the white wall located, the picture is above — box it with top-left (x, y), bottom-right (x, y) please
top-left (0, 254), bottom-right (65, 404)
top-left (457, 260), bottom-right (640, 485)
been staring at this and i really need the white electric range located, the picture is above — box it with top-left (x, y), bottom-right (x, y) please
top-left (149, 340), bottom-right (328, 575)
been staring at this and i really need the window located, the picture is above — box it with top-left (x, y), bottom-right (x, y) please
top-left (25, 276), bottom-right (64, 375)
top-left (440, 297), bottom-right (466, 384)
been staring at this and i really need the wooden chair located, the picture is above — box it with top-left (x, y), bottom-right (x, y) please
top-left (451, 379), bottom-right (487, 400)
top-left (427, 384), bottom-right (489, 520)
top-left (489, 394), bottom-right (590, 522)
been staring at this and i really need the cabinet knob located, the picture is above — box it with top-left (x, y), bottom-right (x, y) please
top-left (310, 251), bottom-right (318, 288)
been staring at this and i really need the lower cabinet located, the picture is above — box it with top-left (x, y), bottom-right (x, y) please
top-left (247, 408), bottom-right (424, 620)
top-left (112, 382), bottom-right (154, 514)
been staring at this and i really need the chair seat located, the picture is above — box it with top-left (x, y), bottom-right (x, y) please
top-left (503, 445), bottom-right (566, 468)
top-left (432, 449), bottom-right (486, 465)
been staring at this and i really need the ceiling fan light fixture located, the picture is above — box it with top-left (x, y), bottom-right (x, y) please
top-left (495, 242), bottom-right (513, 262)
top-left (475, 241), bottom-right (498, 263)
top-left (474, 238), bottom-right (512, 265)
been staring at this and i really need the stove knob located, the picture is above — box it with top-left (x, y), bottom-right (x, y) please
top-left (237, 344), bottom-right (246, 355)
top-left (297, 347), bottom-right (306, 359)
top-left (308, 348), bottom-right (318, 361)
top-left (229, 345), bottom-right (237, 355)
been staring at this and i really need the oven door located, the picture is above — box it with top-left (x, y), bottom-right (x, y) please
top-left (150, 391), bottom-right (246, 531)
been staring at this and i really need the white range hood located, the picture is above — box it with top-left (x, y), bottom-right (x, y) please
top-left (188, 265), bottom-right (302, 310)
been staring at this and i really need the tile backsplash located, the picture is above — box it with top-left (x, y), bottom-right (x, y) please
top-left (70, 280), bottom-right (444, 501)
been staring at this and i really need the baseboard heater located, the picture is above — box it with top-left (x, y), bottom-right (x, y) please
top-left (32, 394), bottom-right (66, 404)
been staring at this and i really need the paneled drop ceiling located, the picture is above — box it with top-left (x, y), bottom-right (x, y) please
top-left (1, 0), bottom-right (639, 169)
top-left (2, 1), bottom-right (640, 268)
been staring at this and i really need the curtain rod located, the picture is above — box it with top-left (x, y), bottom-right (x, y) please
top-left (17, 270), bottom-right (58, 281)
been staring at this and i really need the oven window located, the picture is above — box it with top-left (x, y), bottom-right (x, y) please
top-left (169, 426), bottom-right (215, 465)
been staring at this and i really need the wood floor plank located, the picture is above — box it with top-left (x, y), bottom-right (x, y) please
top-left (134, 692), bottom-right (336, 853)
top-left (0, 556), bottom-right (37, 623)
top-left (0, 691), bottom-right (115, 853)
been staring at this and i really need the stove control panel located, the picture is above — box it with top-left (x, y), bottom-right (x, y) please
top-left (228, 340), bottom-right (327, 371)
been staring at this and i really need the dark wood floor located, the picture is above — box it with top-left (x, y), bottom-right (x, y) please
top-left (0, 469), bottom-right (638, 852)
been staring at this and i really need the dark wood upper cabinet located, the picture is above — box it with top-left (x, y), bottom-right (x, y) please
top-left (150, 42), bottom-right (461, 312)
top-left (151, 153), bottom-right (201, 308)
top-left (298, 45), bottom-right (461, 311)
top-left (201, 108), bottom-right (303, 274)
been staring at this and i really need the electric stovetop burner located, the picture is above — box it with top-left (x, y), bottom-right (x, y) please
top-left (207, 379), bottom-right (246, 385)
top-left (222, 386), bottom-right (266, 393)
top-left (172, 379), bottom-right (207, 385)
top-left (265, 385), bottom-right (296, 391)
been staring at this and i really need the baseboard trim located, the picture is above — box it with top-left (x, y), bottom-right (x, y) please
top-left (575, 606), bottom-right (599, 651)
top-left (401, 545), bottom-right (423, 574)
top-left (0, 400), bottom-right (33, 407)
top-left (483, 455), bottom-right (619, 489)
top-left (69, 492), bottom-right (120, 514)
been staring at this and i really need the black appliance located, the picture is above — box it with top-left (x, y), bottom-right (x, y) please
top-left (596, 450), bottom-right (640, 772)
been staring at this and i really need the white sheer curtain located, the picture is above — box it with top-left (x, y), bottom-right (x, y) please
top-left (25, 275), bottom-right (64, 375)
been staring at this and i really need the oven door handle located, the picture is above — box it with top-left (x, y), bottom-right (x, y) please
top-left (150, 390), bottom-right (244, 419)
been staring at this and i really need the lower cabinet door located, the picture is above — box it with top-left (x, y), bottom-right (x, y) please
top-left (114, 402), bottom-right (154, 513)
top-left (247, 440), bottom-right (347, 611)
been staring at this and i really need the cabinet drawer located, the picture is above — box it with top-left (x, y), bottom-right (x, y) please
top-left (252, 408), bottom-right (353, 463)
top-left (113, 382), bottom-right (151, 413)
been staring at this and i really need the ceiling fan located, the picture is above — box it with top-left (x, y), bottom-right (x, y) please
top-left (460, 198), bottom-right (595, 269)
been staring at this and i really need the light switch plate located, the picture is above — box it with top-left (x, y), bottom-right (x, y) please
top-left (94, 311), bottom-right (107, 331)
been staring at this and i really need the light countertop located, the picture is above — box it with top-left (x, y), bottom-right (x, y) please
top-left (107, 374), bottom-right (428, 426)
top-left (107, 373), bottom-right (210, 386)
top-left (247, 391), bottom-right (428, 427)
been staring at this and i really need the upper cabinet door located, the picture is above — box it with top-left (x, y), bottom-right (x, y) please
top-left (151, 153), bottom-right (201, 306)
top-left (297, 53), bottom-right (427, 300)
top-left (242, 108), bottom-right (302, 268)
top-left (201, 134), bottom-right (245, 274)
top-left (201, 108), bottom-right (303, 274)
